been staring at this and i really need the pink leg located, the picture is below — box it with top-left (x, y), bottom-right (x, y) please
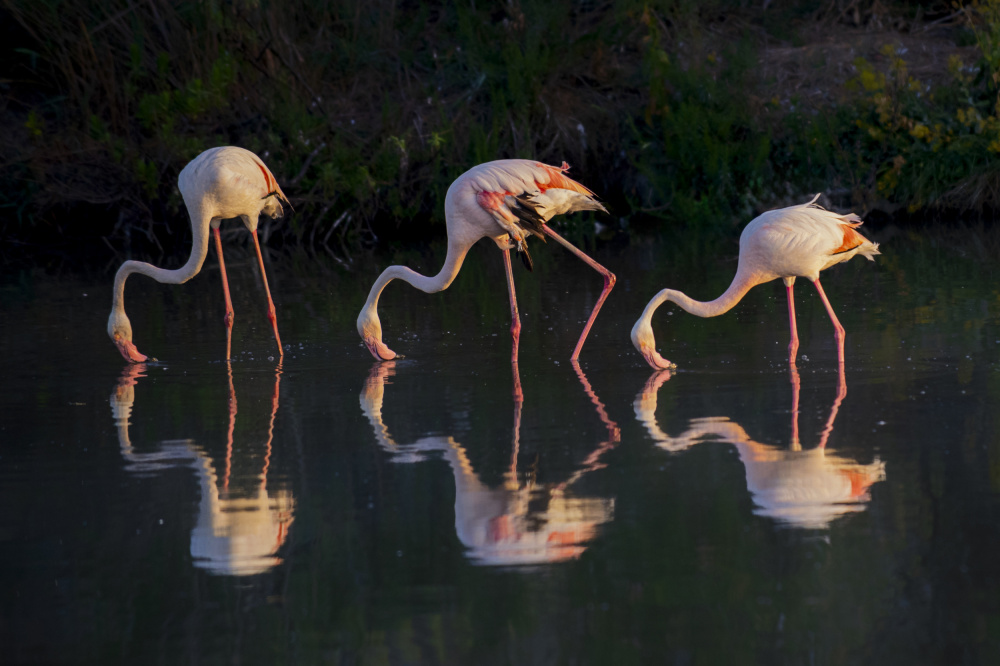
top-left (541, 226), bottom-right (616, 361)
top-left (502, 248), bottom-right (522, 366)
top-left (250, 229), bottom-right (284, 357)
top-left (812, 278), bottom-right (845, 366)
top-left (213, 227), bottom-right (235, 361)
top-left (786, 282), bottom-right (799, 364)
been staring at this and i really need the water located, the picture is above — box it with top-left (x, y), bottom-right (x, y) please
top-left (3, 231), bottom-right (1000, 664)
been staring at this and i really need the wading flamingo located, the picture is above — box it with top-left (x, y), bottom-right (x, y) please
top-left (357, 160), bottom-right (614, 363)
top-left (631, 195), bottom-right (879, 369)
top-left (108, 146), bottom-right (290, 363)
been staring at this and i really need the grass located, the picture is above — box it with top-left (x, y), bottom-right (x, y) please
top-left (1, 0), bottom-right (999, 264)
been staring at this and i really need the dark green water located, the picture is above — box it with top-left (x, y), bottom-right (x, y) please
top-left (3, 228), bottom-right (1000, 664)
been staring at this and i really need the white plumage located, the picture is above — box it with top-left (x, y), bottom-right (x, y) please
top-left (108, 146), bottom-right (289, 362)
top-left (358, 158), bottom-right (615, 363)
top-left (632, 194), bottom-right (880, 369)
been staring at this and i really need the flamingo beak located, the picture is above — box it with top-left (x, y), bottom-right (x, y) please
top-left (639, 345), bottom-right (674, 371)
top-left (364, 336), bottom-right (396, 361)
top-left (115, 338), bottom-right (148, 363)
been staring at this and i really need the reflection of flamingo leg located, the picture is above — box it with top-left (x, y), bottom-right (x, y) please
top-left (571, 361), bottom-right (620, 444)
top-left (223, 362), bottom-right (237, 492)
top-left (789, 364), bottom-right (801, 450)
top-left (555, 362), bottom-right (621, 489)
top-left (541, 226), bottom-right (616, 361)
top-left (818, 364), bottom-right (847, 450)
top-left (785, 280), bottom-right (799, 363)
top-left (502, 247), bottom-right (521, 365)
top-left (508, 361), bottom-right (522, 484)
top-left (812, 278), bottom-right (845, 365)
top-left (213, 227), bottom-right (235, 361)
top-left (260, 362), bottom-right (282, 489)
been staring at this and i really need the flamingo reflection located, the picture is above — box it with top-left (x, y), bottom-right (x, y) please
top-left (111, 362), bottom-right (294, 575)
top-left (634, 367), bottom-right (885, 529)
top-left (361, 361), bottom-right (617, 566)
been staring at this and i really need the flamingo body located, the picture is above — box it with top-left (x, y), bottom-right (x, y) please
top-left (357, 159), bottom-right (614, 362)
top-left (178, 146), bottom-right (289, 231)
top-left (632, 195), bottom-right (880, 369)
top-left (739, 202), bottom-right (873, 282)
top-left (108, 146), bottom-right (290, 362)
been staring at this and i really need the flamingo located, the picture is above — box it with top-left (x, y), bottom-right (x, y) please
top-left (631, 194), bottom-right (880, 369)
top-left (357, 159), bottom-right (615, 363)
top-left (108, 146), bottom-right (290, 363)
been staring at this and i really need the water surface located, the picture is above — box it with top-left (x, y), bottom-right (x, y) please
top-left (3, 231), bottom-right (1000, 664)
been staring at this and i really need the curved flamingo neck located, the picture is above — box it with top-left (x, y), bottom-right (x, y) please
top-left (111, 205), bottom-right (213, 314)
top-left (360, 235), bottom-right (473, 316)
top-left (639, 269), bottom-right (762, 329)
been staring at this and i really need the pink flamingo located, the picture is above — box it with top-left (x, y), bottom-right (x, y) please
top-left (357, 159), bottom-right (615, 363)
top-left (108, 146), bottom-right (290, 362)
top-left (631, 195), bottom-right (880, 369)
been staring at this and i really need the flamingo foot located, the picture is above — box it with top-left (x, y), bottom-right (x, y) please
top-left (364, 336), bottom-right (397, 361)
top-left (115, 338), bottom-right (148, 363)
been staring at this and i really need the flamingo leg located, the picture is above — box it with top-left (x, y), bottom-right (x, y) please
top-left (785, 281), bottom-right (799, 364)
top-left (213, 227), bottom-right (235, 361)
top-left (502, 247), bottom-right (522, 366)
top-left (250, 229), bottom-right (284, 357)
top-left (812, 278), bottom-right (845, 365)
top-left (540, 225), bottom-right (616, 361)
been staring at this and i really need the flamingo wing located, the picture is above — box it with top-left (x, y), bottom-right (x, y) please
top-left (471, 160), bottom-right (606, 270)
top-left (753, 199), bottom-right (876, 261)
top-left (224, 148), bottom-right (289, 205)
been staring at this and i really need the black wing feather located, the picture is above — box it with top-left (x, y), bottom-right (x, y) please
top-left (519, 245), bottom-right (534, 271)
top-left (505, 193), bottom-right (547, 241)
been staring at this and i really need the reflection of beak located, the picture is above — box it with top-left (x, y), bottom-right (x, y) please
top-left (117, 363), bottom-right (148, 389)
top-left (115, 338), bottom-right (148, 363)
top-left (641, 368), bottom-right (673, 395)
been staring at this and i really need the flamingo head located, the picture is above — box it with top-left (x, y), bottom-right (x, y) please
top-left (357, 308), bottom-right (396, 361)
top-left (261, 192), bottom-right (286, 220)
top-left (108, 311), bottom-right (148, 363)
top-left (630, 316), bottom-right (675, 371)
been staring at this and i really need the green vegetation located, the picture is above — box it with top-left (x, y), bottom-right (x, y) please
top-left (2, 0), bottom-right (1000, 258)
